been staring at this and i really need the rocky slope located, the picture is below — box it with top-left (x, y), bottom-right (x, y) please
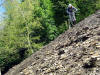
top-left (5, 10), bottom-right (100, 75)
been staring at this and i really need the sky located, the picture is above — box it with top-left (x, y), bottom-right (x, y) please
top-left (0, 0), bottom-right (5, 21)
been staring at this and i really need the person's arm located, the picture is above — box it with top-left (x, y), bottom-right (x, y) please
top-left (73, 6), bottom-right (78, 12)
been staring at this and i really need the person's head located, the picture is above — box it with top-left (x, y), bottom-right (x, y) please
top-left (68, 4), bottom-right (72, 8)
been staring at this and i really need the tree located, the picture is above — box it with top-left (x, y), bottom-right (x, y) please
top-left (76, 0), bottom-right (97, 21)
top-left (0, 0), bottom-right (43, 73)
top-left (38, 0), bottom-right (58, 42)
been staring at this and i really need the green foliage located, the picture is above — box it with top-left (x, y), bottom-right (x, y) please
top-left (96, 0), bottom-right (100, 9)
top-left (37, 0), bottom-right (58, 42)
top-left (76, 0), bottom-right (98, 21)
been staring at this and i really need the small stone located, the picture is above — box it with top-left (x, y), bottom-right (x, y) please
top-left (60, 54), bottom-right (67, 59)
top-left (91, 52), bottom-right (100, 58)
top-left (97, 58), bottom-right (100, 60)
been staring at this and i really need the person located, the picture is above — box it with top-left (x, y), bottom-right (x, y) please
top-left (67, 4), bottom-right (78, 27)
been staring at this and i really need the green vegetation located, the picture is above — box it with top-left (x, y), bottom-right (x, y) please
top-left (0, 0), bottom-right (99, 74)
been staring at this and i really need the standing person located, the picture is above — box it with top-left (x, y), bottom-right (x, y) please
top-left (67, 4), bottom-right (78, 27)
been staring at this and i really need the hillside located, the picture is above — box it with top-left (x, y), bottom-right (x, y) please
top-left (5, 10), bottom-right (100, 75)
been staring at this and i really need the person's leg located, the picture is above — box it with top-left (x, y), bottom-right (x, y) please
top-left (69, 14), bottom-right (73, 27)
top-left (73, 20), bottom-right (76, 25)
top-left (73, 13), bottom-right (76, 25)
